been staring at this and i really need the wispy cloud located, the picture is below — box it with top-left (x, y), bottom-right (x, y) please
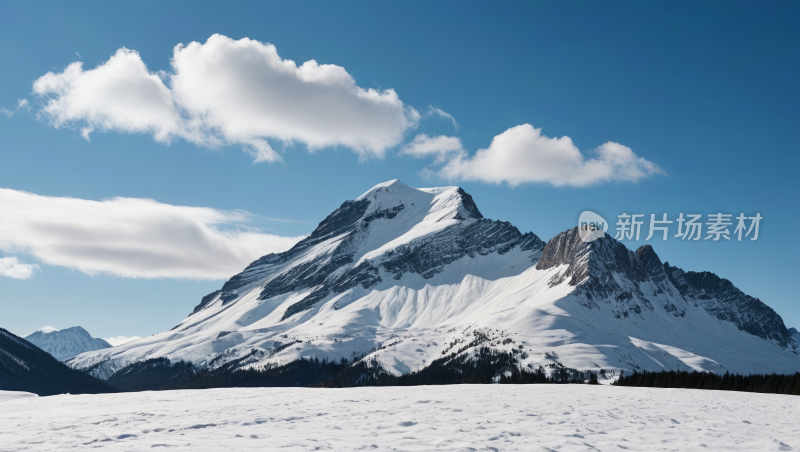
top-left (0, 256), bottom-right (40, 280)
top-left (1, 99), bottom-right (31, 119)
top-left (426, 106), bottom-right (459, 131)
top-left (0, 189), bottom-right (305, 280)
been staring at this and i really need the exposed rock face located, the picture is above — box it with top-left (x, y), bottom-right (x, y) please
top-left (536, 228), bottom-right (646, 300)
top-left (636, 245), bottom-right (667, 283)
top-left (536, 228), bottom-right (795, 349)
top-left (664, 266), bottom-right (794, 348)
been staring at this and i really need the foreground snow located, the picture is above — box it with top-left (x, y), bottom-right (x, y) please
top-left (0, 385), bottom-right (797, 451)
top-left (0, 390), bottom-right (37, 403)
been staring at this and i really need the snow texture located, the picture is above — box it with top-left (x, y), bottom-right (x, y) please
top-left (0, 390), bottom-right (37, 403)
top-left (0, 385), bottom-right (797, 451)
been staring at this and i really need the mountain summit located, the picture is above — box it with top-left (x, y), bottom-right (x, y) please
top-left (25, 326), bottom-right (111, 361)
top-left (68, 181), bottom-right (799, 388)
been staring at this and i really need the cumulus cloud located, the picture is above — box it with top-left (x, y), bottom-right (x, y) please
top-left (0, 256), bottom-right (40, 280)
top-left (434, 124), bottom-right (663, 187)
top-left (33, 48), bottom-right (181, 143)
top-left (0, 189), bottom-right (304, 280)
top-left (32, 34), bottom-right (420, 162)
top-left (104, 335), bottom-right (142, 346)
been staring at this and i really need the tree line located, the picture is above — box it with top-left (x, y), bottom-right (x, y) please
top-left (614, 370), bottom-right (800, 396)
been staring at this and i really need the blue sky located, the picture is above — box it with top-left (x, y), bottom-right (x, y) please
top-left (0, 1), bottom-right (798, 340)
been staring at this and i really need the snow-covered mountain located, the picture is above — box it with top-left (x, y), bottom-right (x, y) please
top-left (25, 326), bottom-right (111, 361)
top-left (68, 180), bottom-right (800, 386)
top-left (0, 328), bottom-right (116, 396)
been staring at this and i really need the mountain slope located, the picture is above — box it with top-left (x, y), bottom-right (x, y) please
top-left (68, 180), bottom-right (800, 387)
top-left (0, 328), bottom-right (117, 396)
top-left (25, 326), bottom-right (111, 361)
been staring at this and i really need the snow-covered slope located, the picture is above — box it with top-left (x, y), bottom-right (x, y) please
top-left (68, 180), bottom-right (800, 384)
top-left (25, 326), bottom-right (111, 361)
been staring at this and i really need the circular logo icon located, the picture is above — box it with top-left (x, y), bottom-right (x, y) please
top-left (578, 211), bottom-right (608, 242)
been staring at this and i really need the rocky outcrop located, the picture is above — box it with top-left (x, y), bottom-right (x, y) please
top-left (664, 265), bottom-right (794, 348)
top-left (536, 228), bottom-right (645, 300)
top-left (535, 228), bottom-right (795, 350)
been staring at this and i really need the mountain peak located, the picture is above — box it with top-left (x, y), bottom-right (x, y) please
top-left (356, 179), bottom-right (410, 200)
top-left (25, 326), bottom-right (111, 361)
top-left (536, 226), bottom-right (646, 296)
top-left (635, 244), bottom-right (666, 282)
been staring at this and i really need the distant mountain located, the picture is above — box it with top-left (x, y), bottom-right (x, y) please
top-left (69, 180), bottom-right (800, 389)
top-left (0, 328), bottom-right (116, 396)
top-left (25, 326), bottom-right (111, 361)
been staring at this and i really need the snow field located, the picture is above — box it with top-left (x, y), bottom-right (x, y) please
top-left (0, 391), bottom-right (38, 403)
top-left (0, 385), bottom-right (797, 451)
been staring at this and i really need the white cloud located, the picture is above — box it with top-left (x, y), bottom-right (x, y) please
top-left (0, 256), bottom-right (40, 280)
top-left (426, 106), bottom-right (459, 131)
top-left (104, 335), bottom-right (141, 346)
top-left (32, 34), bottom-right (420, 163)
top-left (0, 189), bottom-right (304, 280)
top-left (33, 48), bottom-right (181, 143)
top-left (1, 99), bottom-right (32, 119)
top-left (435, 124), bottom-right (663, 187)
top-left (400, 134), bottom-right (464, 164)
